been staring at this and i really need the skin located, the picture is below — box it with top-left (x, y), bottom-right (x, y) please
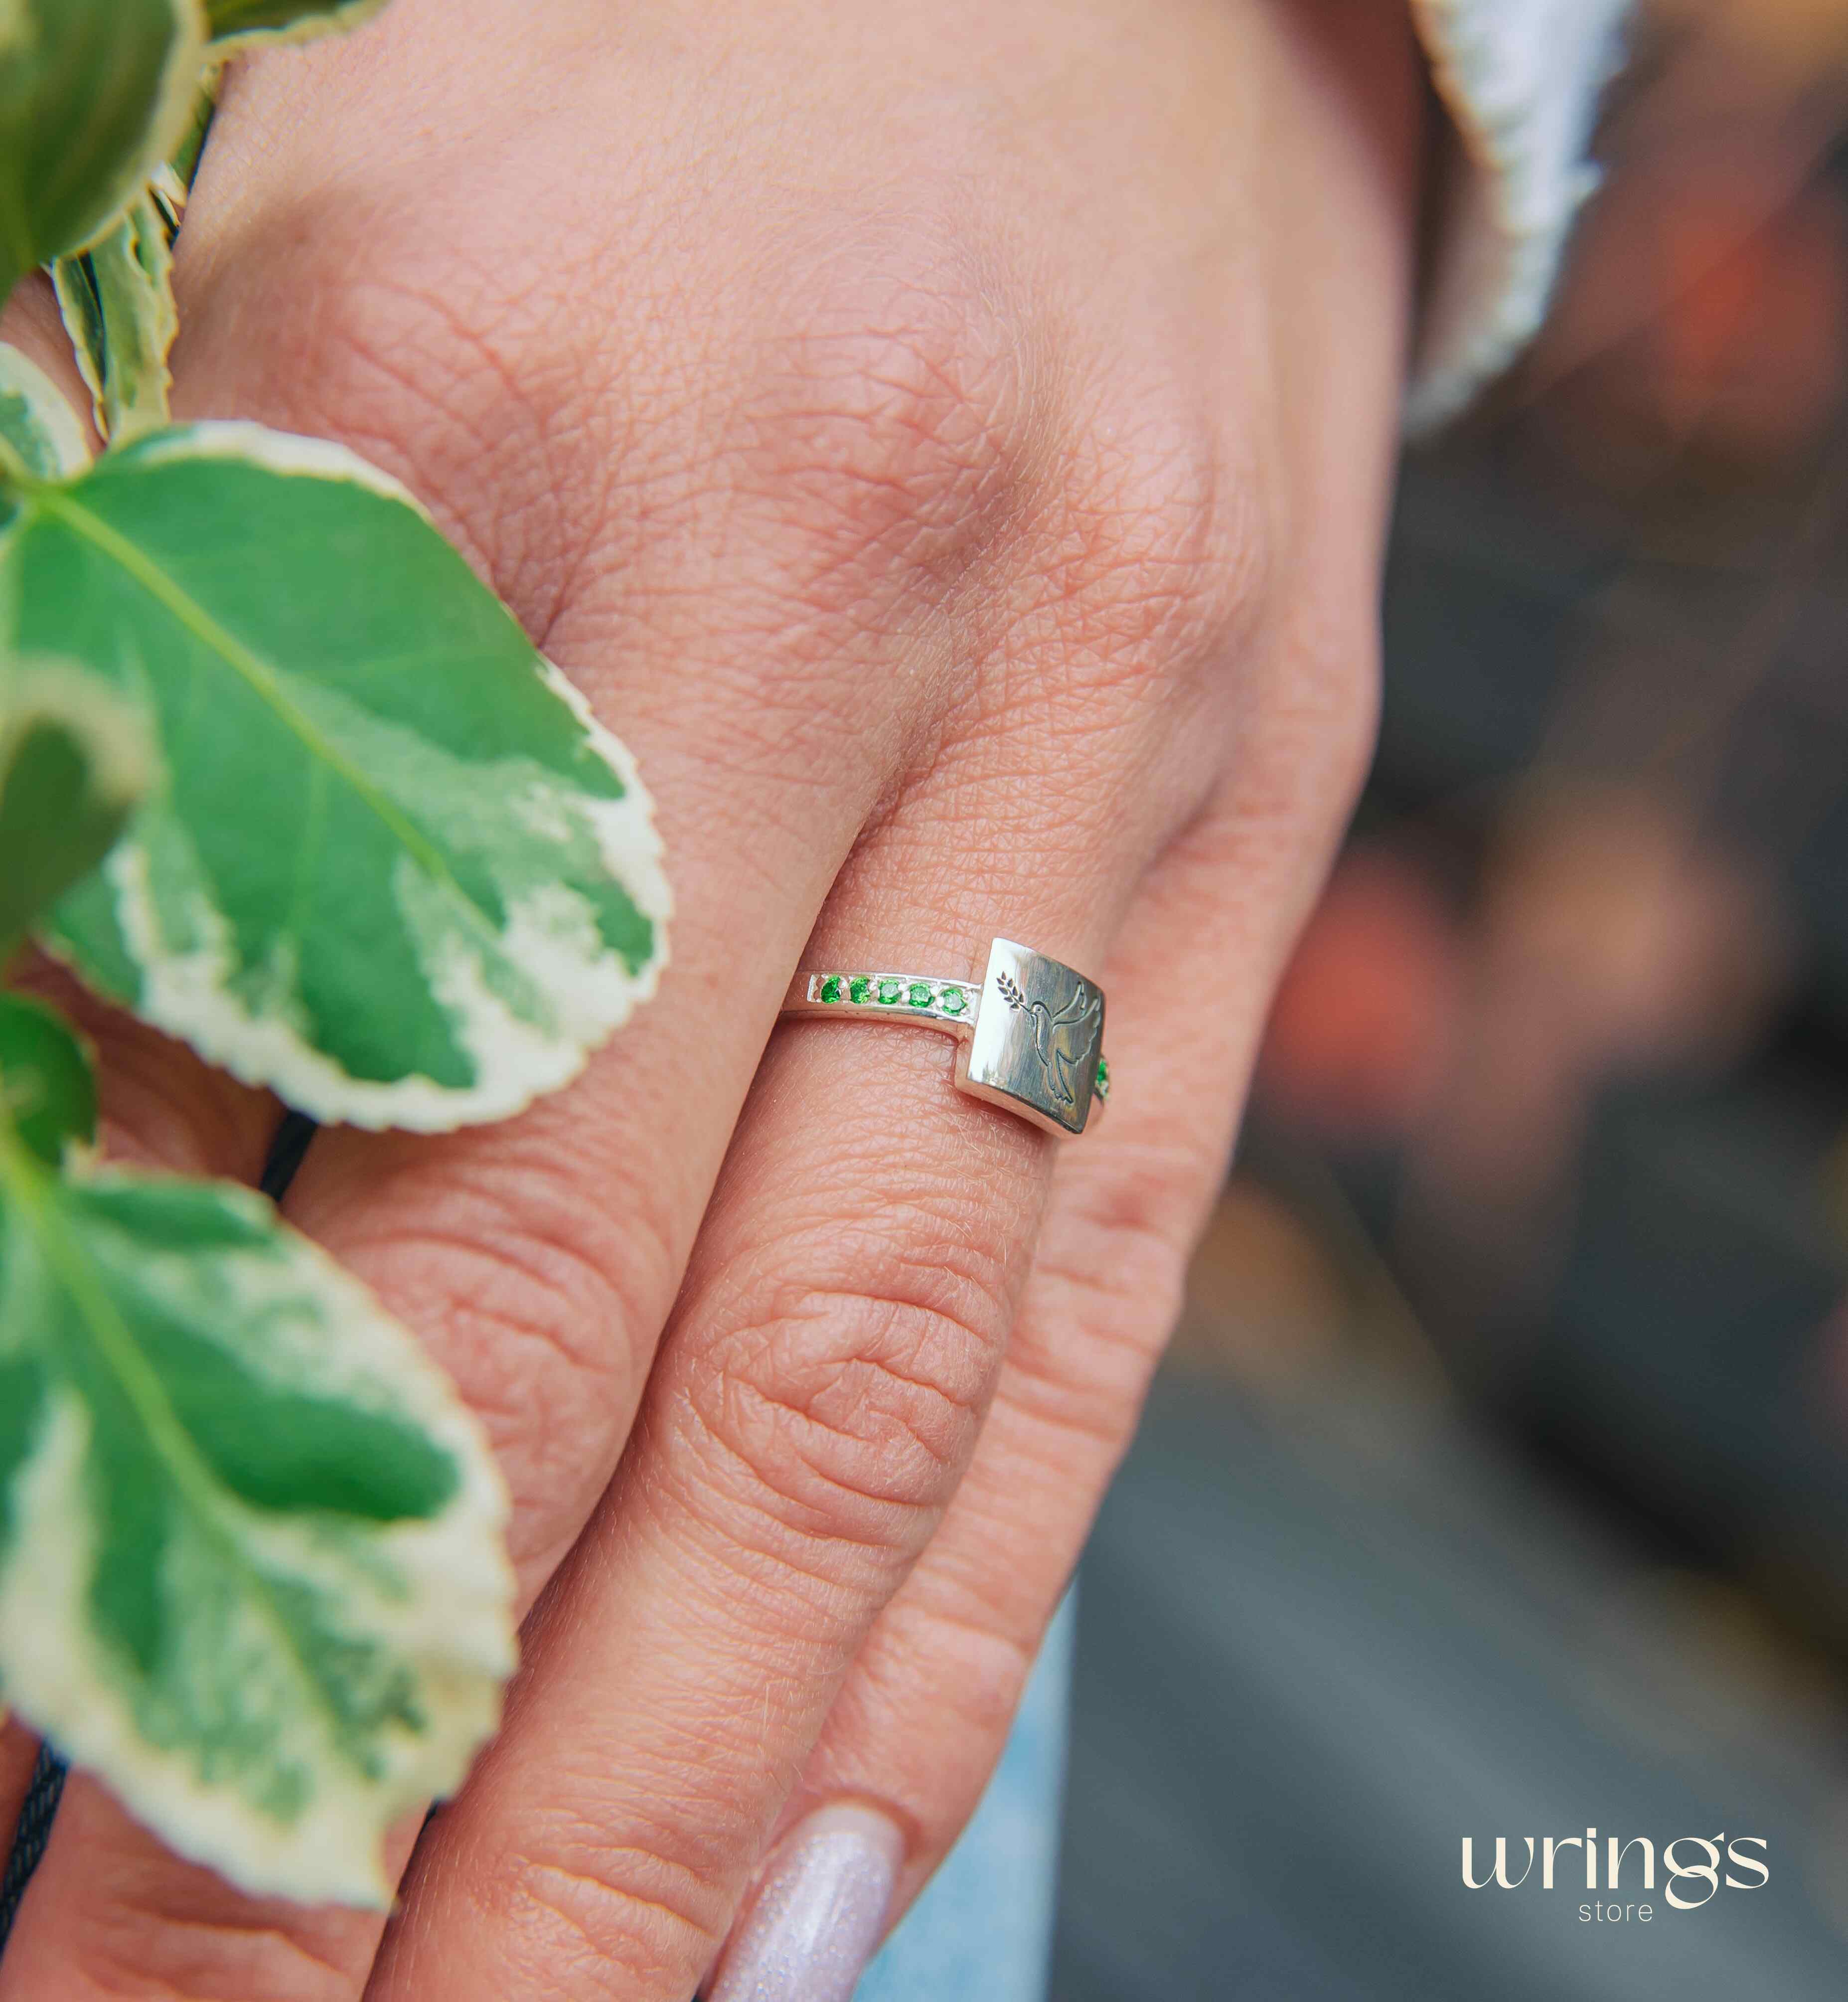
top-left (0, 0), bottom-right (1425, 1994)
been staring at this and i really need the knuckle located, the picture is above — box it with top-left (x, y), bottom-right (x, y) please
top-left (1063, 419), bottom-right (1264, 690)
top-left (483, 1845), bottom-right (722, 2001)
top-left (853, 1594), bottom-right (1037, 1745)
top-left (683, 1208), bottom-right (1014, 1548)
top-left (71, 1935), bottom-right (350, 2002)
top-left (59, 1934), bottom-right (351, 2002)
top-left (1008, 1160), bottom-right (1200, 1437)
top-left (974, 356), bottom-right (1274, 774)
top-left (727, 227), bottom-right (1034, 617)
top-left (316, 276), bottom-right (594, 626)
top-left (1303, 612), bottom-right (1384, 815)
top-left (18, 1791), bottom-right (360, 2002)
top-left (314, 1141), bottom-right (676, 1576)
top-left (1235, 599), bottom-right (1383, 838)
top-left (196, 224), bottom-right (609, 637)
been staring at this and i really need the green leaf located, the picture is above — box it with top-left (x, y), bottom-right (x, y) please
top-left (52, 188), bottom-right (176, 446)
top-left (169, 79), bottom-right (217, 190)
top-left (0, 343), bottom-right (90, 487)
top-left (2, 422), bottom-right (671, 1131)
top-left (0, 992), bottom-right (95, 1167)
top-left (0, 660), bottom-right (153, 955)
top-left (0, 0), bottom-right (206, 300)
top-left (205, 0), bottom-right (389, 53)
top-left (0, 1136), bottom-right (515, 1904)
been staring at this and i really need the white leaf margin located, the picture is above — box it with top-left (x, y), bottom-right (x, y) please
top-left (0, 343), bottom-right (93, 480)
top-left (58, 0), bottom-right (208, 264)
top-left (60, 421), bottom-right (673, 1134)
top-left (206, 0), bottom-right (390, 57)
top-left (0, 1173), bottom-right (517, 1906)
top-left (52, 187), bottom-right (178, 446)
top-left (1, 653), bottom-right (155, 816)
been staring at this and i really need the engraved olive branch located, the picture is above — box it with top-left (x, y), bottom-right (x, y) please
top-left (996, 971), bottom-right (1028, 1012)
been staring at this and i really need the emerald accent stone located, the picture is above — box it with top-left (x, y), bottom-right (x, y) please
top-left (908, 982), bottom-right (933, 1008)
top-left (939, 987), bottom-right (966, 1016)
top-left (818, 975), bottom-right (842, 1004)
top-left (1094, 1056), bottom-right (1110, 1097)
top-left (877, 977), bottom-right (904, 1005)
top-left (849, 976), bottom-right (872, 1003)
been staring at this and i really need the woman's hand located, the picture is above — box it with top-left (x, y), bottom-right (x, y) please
top-left (0, 0), bottom-right (1423, 1994)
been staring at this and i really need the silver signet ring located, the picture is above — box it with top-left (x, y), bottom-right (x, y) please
top-left (778, 937), bottom-right (1110, 1138)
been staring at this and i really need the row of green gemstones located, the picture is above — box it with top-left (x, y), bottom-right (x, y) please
top-left (815, 974), bottom-right (969, 1016)
top-left (813, 975), bottom-right (1111, 1099)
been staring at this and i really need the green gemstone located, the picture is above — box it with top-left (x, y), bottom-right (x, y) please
top-left (938, 986), bottom-right (966, 1016)
top-left (819, 975), bottom-right (842, 1003)
top-left (908, 982), bottom-right (933, 1008)
top-left (1095, 1056), bottom-right (1110, 1097)
top-left (878, 977), bottom-right (904, 1005)
top-left (849, 976), bottom-right (872, 1003)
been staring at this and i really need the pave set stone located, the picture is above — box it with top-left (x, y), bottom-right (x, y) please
top-left (812, 973), bottom-right (971, 1024)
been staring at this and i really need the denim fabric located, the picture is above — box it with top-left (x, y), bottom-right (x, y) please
top-left (854, 1592), bottom-right (1073, 2002)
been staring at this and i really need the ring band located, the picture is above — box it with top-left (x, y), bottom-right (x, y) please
top-left (779, 936), bottom-right (1109, 1138)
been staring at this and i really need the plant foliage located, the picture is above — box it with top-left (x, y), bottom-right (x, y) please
top-left (0, 1127), bottom-right (516, 1903)
top-left (6, 426), bottom-right (669, 1130)
top-left (0, 0), bottom-right (203, 298)
top-left (0, 0), bottom-right (668, 1902)
top-left (205, 0), bottom-right (392, 53)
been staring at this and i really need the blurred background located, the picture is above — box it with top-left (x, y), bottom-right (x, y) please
top-left (1052, 4), bottom-right (1848, 1994)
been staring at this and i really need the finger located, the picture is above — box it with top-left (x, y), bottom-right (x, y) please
top-left (722, 784), bottom-right (1343, 1989)
top-left (363, 953), bottom-right (1079, 2002)
top-left (0, 1717), bottom-right (38, 1876)
top-left (0, 1781), bottom-right (422, 2002)
top-left (711, 95), bottom-right (1415, 1942)
top-left (354, 495), bottom-right (1242, 2002)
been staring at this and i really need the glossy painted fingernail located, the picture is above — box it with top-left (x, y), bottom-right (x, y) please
top-left (709, 1802), bottom-right (904, 2002)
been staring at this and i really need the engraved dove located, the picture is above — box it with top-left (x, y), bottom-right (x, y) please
top-left (996, 971), bottom-right (1101, 1108)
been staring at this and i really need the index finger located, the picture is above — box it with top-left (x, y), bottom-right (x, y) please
top-left (0, 11), bottom-right (1045, 1995)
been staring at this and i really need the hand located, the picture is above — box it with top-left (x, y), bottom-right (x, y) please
top-left (0, 0), bottom-right (1424, 1993)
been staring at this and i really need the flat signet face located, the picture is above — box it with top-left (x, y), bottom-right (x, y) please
top-left (960, 938), bottom-right (1104, 1137)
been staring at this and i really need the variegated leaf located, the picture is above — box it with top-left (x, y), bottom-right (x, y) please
top-left (52, 188), bottom-right (177, 446)
top-left (0, 1137), bottom-right (516, 1904)
top-left (206, 0), bottom-right (390, 53)
top-left (0, 344), bottom-right (90, 487)
top-left (0, 422), bottom-right (670, 1130)
top-left (0, 0), bottom-right (205, 298)
top-left (0, 992), bottom-right (96, 1168)
top-left (0, 659), bottom-right (151, 956)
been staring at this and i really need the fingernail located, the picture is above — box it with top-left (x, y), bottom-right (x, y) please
top-left (709, 1802), bottom-right (904, 2002)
